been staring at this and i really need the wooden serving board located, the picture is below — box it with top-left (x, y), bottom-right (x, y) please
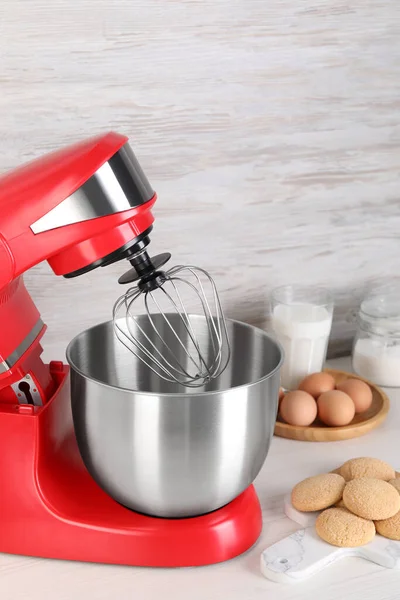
top-left (274, 369), bottom-right (390, 442)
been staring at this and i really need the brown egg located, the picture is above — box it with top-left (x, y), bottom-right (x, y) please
top-left (278, 387), bottom-right (285, 407)
top-left (336, 379), bottom-right (373, 414)
top-left (298, 372), bottom-right (336, 399)
top-left (280, 391), bottom-right (317, 426)
top-left (317, 390), bottom-right (355, 426)
top-left (277, 387), bottom-right (285, 416)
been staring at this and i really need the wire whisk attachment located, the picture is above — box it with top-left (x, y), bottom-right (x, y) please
top-left (113, 262), bottom-right (231, 388)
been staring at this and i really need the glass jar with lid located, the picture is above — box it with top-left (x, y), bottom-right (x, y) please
top-left (352, 286), bottom-right (400, 387)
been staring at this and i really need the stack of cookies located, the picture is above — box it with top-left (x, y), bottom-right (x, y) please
top-left (291, 457), bottom-right (400, 547)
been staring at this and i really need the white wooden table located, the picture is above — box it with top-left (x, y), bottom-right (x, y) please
top-left (1, 355), bottom-right (399, 599)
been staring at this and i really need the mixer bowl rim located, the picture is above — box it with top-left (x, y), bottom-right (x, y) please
top-left (65, 314), bottom-right (284, 398)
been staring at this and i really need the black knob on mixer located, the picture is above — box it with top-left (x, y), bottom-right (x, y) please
top-left (118, 252), bottom-right (171, 285)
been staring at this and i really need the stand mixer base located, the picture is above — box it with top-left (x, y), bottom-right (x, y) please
top-left (0, 363), bottom-right (262, 567)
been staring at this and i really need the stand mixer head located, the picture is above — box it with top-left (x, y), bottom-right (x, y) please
top-left (0, 131), bottom-right (229, 401)
top-left (0, 132), bottom-right (158, 405)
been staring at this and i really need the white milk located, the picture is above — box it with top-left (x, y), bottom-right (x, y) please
top-left (353, 337), bottom-right (400, 387)
top-left (271, 303), bottom-right (333, 390)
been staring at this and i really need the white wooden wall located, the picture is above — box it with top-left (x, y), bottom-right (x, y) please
top-left (1, 0), bottom-right (400, 360)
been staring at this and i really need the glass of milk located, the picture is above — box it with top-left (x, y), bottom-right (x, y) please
top-left (270, 285), bottom-right (333, 390)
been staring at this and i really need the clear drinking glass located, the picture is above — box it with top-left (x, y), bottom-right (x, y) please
top-left (270, 285), bottom-right (334, 390)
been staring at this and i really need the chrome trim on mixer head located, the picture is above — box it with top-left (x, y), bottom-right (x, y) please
top-left (30, 143), bottom-right (154, 234)
top-left (0, 319), bottom-right (44, 374)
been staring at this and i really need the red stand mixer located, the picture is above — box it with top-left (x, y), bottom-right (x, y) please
top-left (0, 132), bottom-right (264, 567)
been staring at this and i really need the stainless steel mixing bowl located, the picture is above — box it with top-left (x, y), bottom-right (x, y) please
top-left (66, 315), bottom-right (283, 518)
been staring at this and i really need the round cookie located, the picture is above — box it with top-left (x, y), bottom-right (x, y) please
top-left (343, 478), bottom-right (400, 520)
top-left (291, 473), bottom-right (345, 512)
top-left (375, 510), bottom-right (400, 541)
top-left (389, 479), bottom-right (400, 494)
top-left (316, 507), bottom-right (375, 547)
top-left (339, 457), bottom-right (395, 482)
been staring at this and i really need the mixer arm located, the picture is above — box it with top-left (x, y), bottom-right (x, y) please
top-left (0, 132), bottom-right (156, 287)
top-left (0, 132), bottom-right (157, 404)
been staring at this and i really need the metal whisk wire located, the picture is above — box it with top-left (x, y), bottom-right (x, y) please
top-left (112, 265), bottom-right (231, 387)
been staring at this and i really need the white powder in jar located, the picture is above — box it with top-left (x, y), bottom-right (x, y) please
top-left (353, 337), bottom-right (400, 387)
